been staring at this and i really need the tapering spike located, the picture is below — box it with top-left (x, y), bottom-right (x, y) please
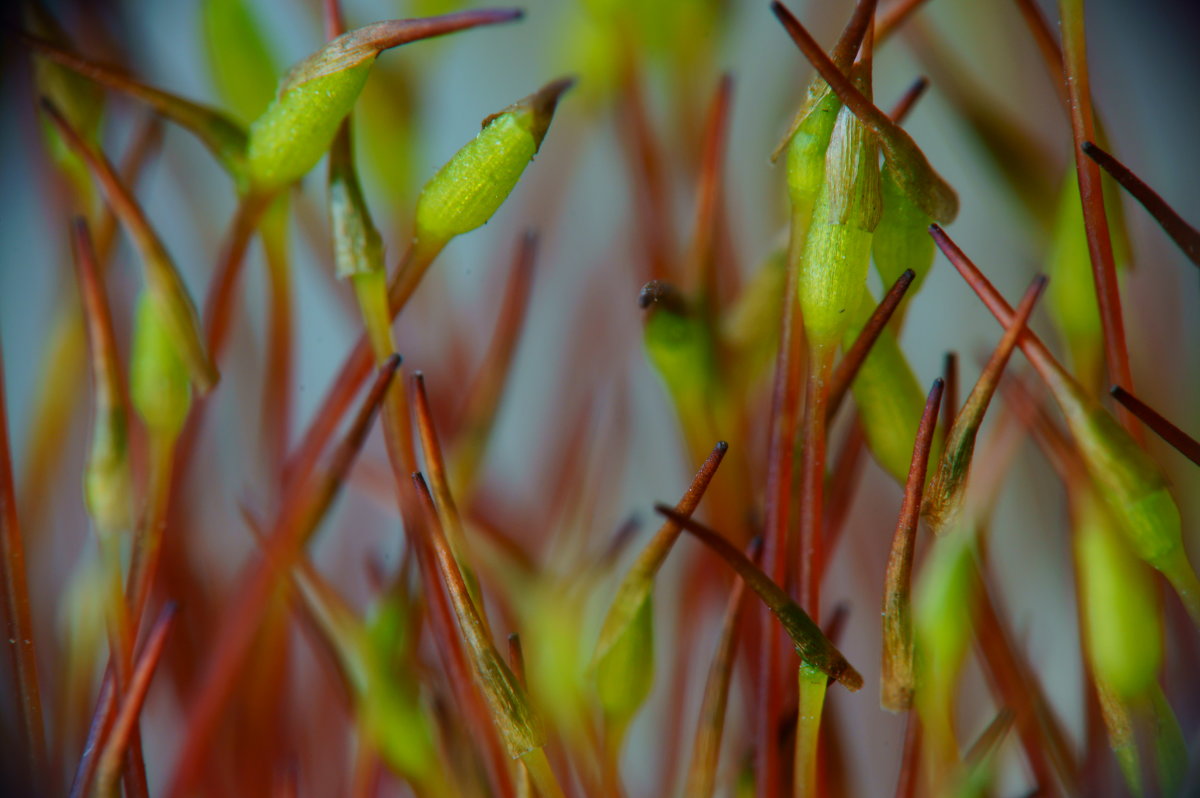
top-left (923, 275), bottom-right (1046, 532)
top-left (1083, 142), bottom-right (1200, 268)
top-left (654, 505), bottom-right (863, 691)
top-left (411, 472), bottom-right (543, 758)
top-left (881, 378), bottom-right (944, 711)
top-left (412, 371), bottom-right (489, 632)
top-left (888, 76), bottom-right (929, 125)
top-left (1109, 385), bottom-right (1200, 466)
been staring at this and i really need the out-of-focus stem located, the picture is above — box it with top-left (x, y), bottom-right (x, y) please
top-left (0, 341), bottom-right (48, 789)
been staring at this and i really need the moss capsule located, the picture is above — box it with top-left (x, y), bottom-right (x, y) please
top-left (415, 78), bottom-right (573, 246)
top-left (130, 291), bottom-right (192, 442)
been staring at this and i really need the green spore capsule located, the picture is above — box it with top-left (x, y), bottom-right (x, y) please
top-left (872, 164), bottom-right (935, 306)
top-left (130, 291), bottom-right (192, 441)
top-left (1060, 383), bottom-right (1191, 580)
top-left (1075, 491), bottom-right (1161, 700)
top-left (592, 444), bottom-right (727, 737)
top-left (639, 281), bottom-right (722, 449)
top-left (247, 10), bottom-right (524, 192)
top-left (783, 87), bottom-right (841, 242)
top-left (593, 595), bottom-right (654, 731)
top-left (843, 292), bottom-right (931, 486)
top-left (797, 97), bottom-right (882, 356)
top-left (415, 77), bottom-right (574, 245)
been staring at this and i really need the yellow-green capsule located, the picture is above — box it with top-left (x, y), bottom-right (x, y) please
top-left (872, 164), bottom-right (935, 305)
top-left (783, 87), bottom-right (841, 246)
top-left (1047, 371), bottom-right (1192, 592)
top-left (130, 291), bottom-right (192, 441)
top-left (74, 220), bottom-right (132, 536)
top-left (247, 10), bottom-right (523, 192)
top-left (83, 396), bottom-right (131, 537)
top-left (592, 444), bottom-right (727, 736)
top-left (415, 77), bottom-right (573, 246)
top-left (640, 281), bottom-right (722, 453)
top-left (1075, 491), bottom-right (1161, 700)
top-left (843, 291), bottom-right (931, 486)
top-left (796, 95), bottom-right (882, 356)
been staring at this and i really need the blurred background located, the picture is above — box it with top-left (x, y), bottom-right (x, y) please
top-left (1, 0), bottom-right (1198, 795)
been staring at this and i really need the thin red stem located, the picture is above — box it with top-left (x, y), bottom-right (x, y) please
top-left (1058, 0), bottom-right (1140, 440)
top-left (1083, 141), bottom-right (1200, 267)
top-left (1110, 386), bottom-right (1200, 466)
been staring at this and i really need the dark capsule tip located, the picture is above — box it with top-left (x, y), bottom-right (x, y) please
top-left (637, 280), bottom-right (688, 315)
top-left (716, 441), bottom-right (729, 453)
